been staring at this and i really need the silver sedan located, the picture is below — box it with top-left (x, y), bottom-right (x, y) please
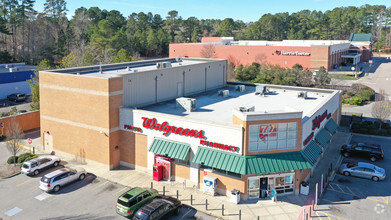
top-left (339, 162), bottom-right (386, 181)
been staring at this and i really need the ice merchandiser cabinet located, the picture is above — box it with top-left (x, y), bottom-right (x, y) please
top-left (203, 175), bottom-right (217, 196)
top-left (153, 163), bottom-right (163, 181)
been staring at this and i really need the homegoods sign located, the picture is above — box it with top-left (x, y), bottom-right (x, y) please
top-left (276, 50), bottom-right (310, 56)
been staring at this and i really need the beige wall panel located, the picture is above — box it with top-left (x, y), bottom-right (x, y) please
top-left (171, 163), bottom-right (190, 180)
top-left (40, 72), bottom-right (109, 92)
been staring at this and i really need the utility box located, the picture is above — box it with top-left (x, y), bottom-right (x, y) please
top-left (230, 189), bottom-right (240, 204)
top-left (300, 181), bottom-right (309, 195)
top-left (153, 163), bottom-right (163, 181)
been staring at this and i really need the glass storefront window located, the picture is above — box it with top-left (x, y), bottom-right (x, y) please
top-left (248, 174), bottom-right (295, 199)
top-left (249, 122), bottom-right (297, 152)
top-left (248, 179), bottom-right (260, 190)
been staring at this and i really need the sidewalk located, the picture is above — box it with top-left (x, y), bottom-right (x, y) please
top-left (18, 130), bottom-right (351, 220)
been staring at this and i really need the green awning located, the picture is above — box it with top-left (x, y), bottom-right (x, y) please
top-left (325, 119), bottom-right (338, 135)
top-left (245, 151), bottom-right (312, 174)
top-left (301, 140), bottom-right (323, 166)
top-left (315, 128), bottom-right (332, 148)
top-left (193, 147), bottom-right (246, 174)
top-left (148, 139), bottom-right (190, 160)
top-left (193, 147), bottom-right (312, 175)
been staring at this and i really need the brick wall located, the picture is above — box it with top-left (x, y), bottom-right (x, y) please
top-left (0, 111), bottom-right (40, 134)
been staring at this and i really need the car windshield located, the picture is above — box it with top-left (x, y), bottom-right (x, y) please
top-left (134, 211), bottom-right (149, 220)
top-left (22, 164), bottom-right (29, 169)
top-left (373, 166), bottom-right (382, 172)
top-left (346, 162), bottom-right (358, 168)
top-left (117, 199), bottom-right (129, 207)
top-left (41, 176), bottom-right (50, 183)
top-left (68, 168), bottom-right (77, 173)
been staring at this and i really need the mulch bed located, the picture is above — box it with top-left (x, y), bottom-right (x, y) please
top-left (0, 164), bottom-right (21, 178)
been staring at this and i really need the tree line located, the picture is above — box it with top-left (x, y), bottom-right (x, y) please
top-left (0, 1), bottom-right (391, 66)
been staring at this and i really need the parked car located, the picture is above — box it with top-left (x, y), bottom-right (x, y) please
top-left (7, 93), bottom-right (26, 102)
top-left (16, 110), bottom-right (28, 114)
top-left (339, 162), bottom-right (386, 181)
top-left (39, 167), bottom-right (87, 192)
top-left (21, 156), bottom-right (61, 176)
top-left (116, 187), bottom-right (159, 218)
top-left (341, 142), bottom-right (384, 162)
top-left (133, 196), bottom-right (181, 220)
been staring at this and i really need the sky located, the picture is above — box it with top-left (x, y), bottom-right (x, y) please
top-left (34, 0), bottom-right (391, 22)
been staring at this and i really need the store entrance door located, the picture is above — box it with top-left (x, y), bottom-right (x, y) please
top-left (260, 178), bottom-right (268, 198)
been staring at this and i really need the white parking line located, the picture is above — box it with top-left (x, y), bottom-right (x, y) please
top-left (5, 207), bottom-right (22, 216)
top-left (35, 192), bottom-right (52, 201)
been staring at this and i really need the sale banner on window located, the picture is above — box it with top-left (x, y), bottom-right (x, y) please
top-left (259, 124), bottom-right (277, 141)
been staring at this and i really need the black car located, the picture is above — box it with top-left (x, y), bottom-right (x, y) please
top-left (341, 142), bottom-right (384, 162)
top-left (133, 196), bottom-right (181, 220)
top-left (7, 93), bottom-right (26, 102)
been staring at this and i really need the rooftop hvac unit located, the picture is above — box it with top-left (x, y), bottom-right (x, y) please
top-left (156, 62), bottom-right (162, 69)
top-left (235, 85), bottom-right (245, 92)
top-left (9, 67), bottom-right (19, 72)
top-left (218, 90), bottom-right (229, 97)
top-left (239, 106), bottom-right (255, 112)
top-left (298, 91), bottom-right (308, 99)
top-left (156, 61), bottom-right (172, 69)
top-left (255, 85), bottom-right (268, 96)
top-left (175, 56), bottom-right (183, 62)
top-left (176, 97), bottom-right (196, 112)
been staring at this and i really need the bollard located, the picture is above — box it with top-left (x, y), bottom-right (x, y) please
top-left (309, 206), bottom-right (312, 217)
top-left (163, 186), bottom-right (165, 196)
top-left (239, 209), bottom-right (241, 220)
top-left (258, 216), bottom-right (260, 220)
top-left (222, 204), bottom-right (224, 216)
top-left (191, 194), bottom-right (193, 205)
top-left (176, 190), bottom-right (179, 199)
top-left (151, 182), bottom-right (153, 189)
top-left (312, 200), bottom-right (315, 211)
top-left (206, 199), bottom-right (208, 210)
top-left (33, 147), bottom-right (35, 154)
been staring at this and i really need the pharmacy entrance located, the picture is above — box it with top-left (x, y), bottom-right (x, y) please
top-left (248, 173), bottom-right (295, 199)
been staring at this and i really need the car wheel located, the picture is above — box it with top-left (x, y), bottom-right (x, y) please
top-left (343, 171), bottom-right (350, 176)
top-left (53, 185), bottom-right (60, 192)
top-left (343, 152), bottom-right (350, 157)
top-left (372, 176), bottom-right (379, 182)
top-left (370, 156), bottom-right (377, 162)
top-left (175, 207), bottom-right (180, 215)
top-left (34, 169), bottom-right (39, 176)
top-left (79, 174), bottom-right (86, 180)
top-left (53, 161), bottom-right (59, 167)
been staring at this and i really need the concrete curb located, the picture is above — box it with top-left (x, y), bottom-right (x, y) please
top-left (0, 171), bottom-right (21, 179)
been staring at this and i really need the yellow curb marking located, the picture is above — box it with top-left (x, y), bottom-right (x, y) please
top-left (334, 183), bottom-right (345, 194)
top-left (113, 187), bottom-right (127, 196)
top-left (317, 211), bottom-right (348, 220)
top-left (179, 208), bottom-right (192, 220)
top-left (367, 196), bottom-right (389, 205)
top-left (316, 210), bottom-right (331, 220)
top-left (17, 178), bottom-right (35, 187)
top-left (93, 181), bottom-right (109, 190)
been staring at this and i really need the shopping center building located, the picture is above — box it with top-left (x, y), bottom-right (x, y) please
top-left (169, 35), bottom-right (372, 71)
top-left (40, 58), bottom-right (341, 200)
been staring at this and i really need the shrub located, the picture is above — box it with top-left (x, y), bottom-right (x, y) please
top-left (381, 123), bottom-right (391, 129)
top-left (359, 88), bottom-right (375, 101)
top-left (347, 96), bottom-right (362, 105)
top-left (17, 153), bottom-right (37, 163)
top-left (7, 156), bottom-right (19, 164)
top-left (0, 134), bottom-right (5, 141)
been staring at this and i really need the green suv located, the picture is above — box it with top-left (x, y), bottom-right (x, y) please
top-left (116, 187), bottom-right (159, 218)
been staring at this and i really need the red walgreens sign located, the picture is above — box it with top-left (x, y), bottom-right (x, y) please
top-left (259, 124), bottom-right (277, 141)
top-left (141, 117), bottom-right (206, 139)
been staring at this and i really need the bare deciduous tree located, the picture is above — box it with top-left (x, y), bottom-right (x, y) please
top-left (200, 44), bottom-right (216, 58)
top-left (6, 117), bottom-right (24, 166)
top-left (372, 89), bottom-right (391, 130)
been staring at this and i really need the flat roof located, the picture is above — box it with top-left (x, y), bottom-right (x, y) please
top-left (141, 84), bottom-right (336, 125)
top-left (45, 58), bottom-right (220, 79)
top-left (0, 63), bottom-right (35, 73)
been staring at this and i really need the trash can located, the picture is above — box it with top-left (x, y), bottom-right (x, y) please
top-left (230, 189), bottom-right (240, 204)
top-left (300, 181), bottom-right (309, 195)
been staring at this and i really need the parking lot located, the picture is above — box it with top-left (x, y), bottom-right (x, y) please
top-left (0, 146), bottom-right (214, 219)
top-left (315, 134), bottom-right (391, 220)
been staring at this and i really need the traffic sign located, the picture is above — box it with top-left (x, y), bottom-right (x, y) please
top-left (27, 138), bottom-right (32, 144)
top-left (369, 60), bottom-right (373, 63)
top-left (0, 122), bottom-right (4, 128)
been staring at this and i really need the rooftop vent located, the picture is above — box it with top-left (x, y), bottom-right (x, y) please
top-left (239, 106), bottom-right (255, 112)
top-left (176, 97), bottom-right (196, 112)
top-left (9, 67), bottom-right (19, 72)
top-left (298, 91), bottom-right (308, 99)
top-left (175, 56), bottom-right (183, 62)
top-left (235, 85), bottom-right (245, 92)
top-left (5, 64), bottom-right (13, 68)
top-left (255, 85), bottom-right (269, 96)
top-left (156, 61), bottom-right (172, 69)
top-left (218, 90), bottom-right (229, 97)
top-left (126, 66), bottom-right (131, 71)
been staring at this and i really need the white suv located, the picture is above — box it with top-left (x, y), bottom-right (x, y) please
top-left (21, 156), bottom-right (61, 176)
top-left (39, 167), bottom-right (87, 192)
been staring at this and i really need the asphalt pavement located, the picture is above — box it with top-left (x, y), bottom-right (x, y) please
top-left (315, 134), bottom-right (391, 220)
